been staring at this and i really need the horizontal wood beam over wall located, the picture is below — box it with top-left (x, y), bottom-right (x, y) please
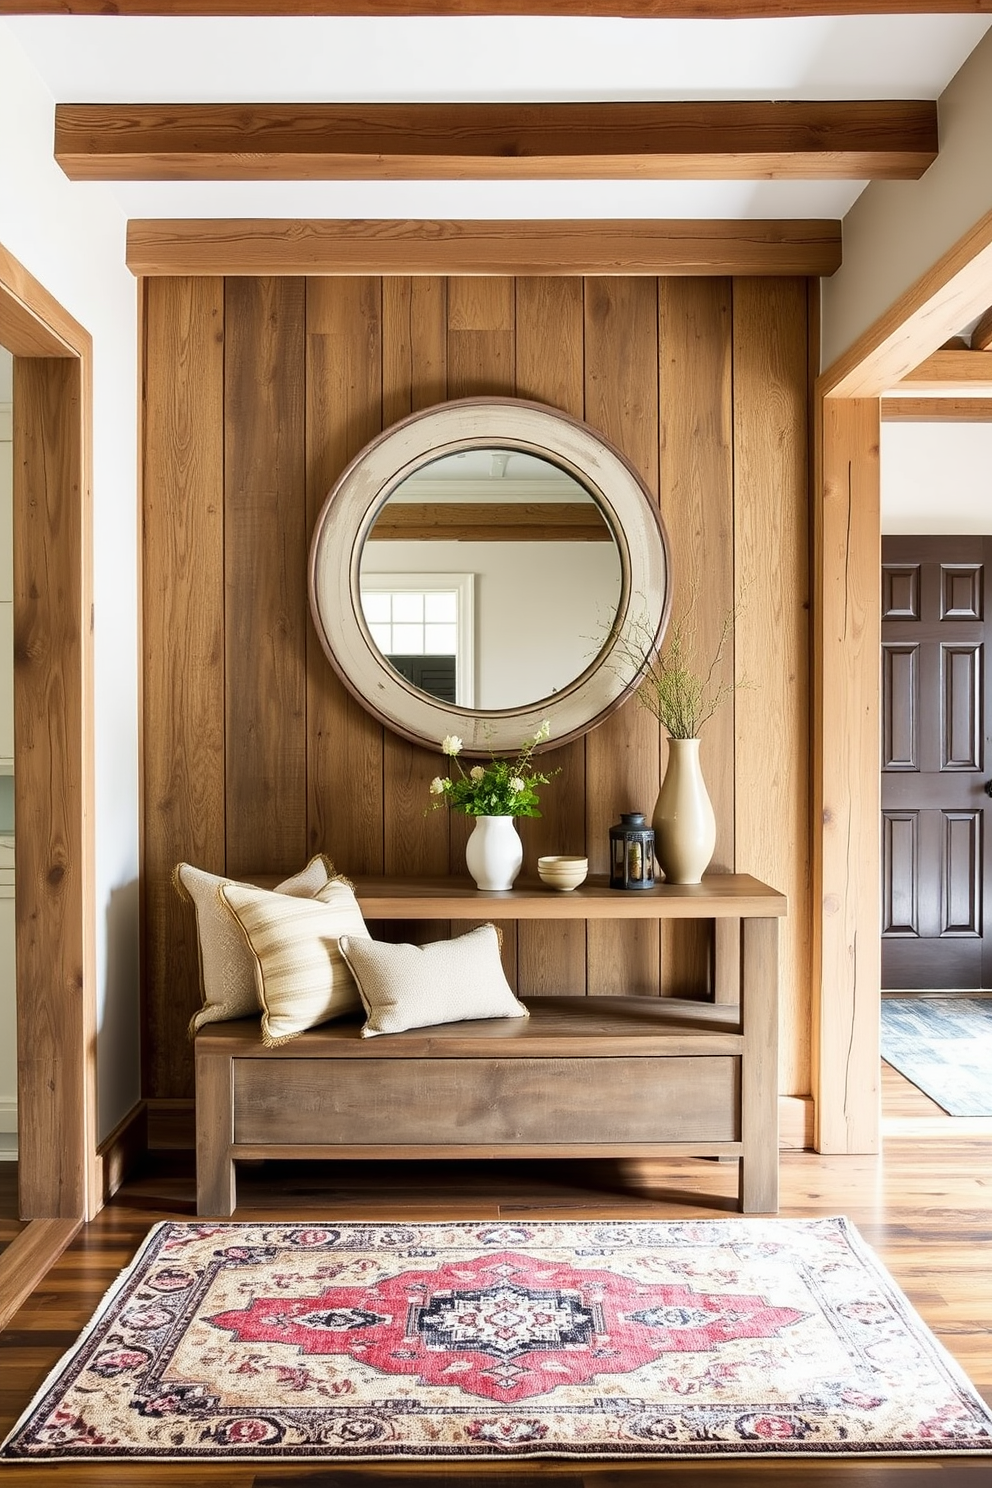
top-left (881, 396), bottom-right (992, 420)
top-left (898, 348), bottom-right (992, 391)
top-left (56, 101), bottom-right (937, 183)
top-left (7, 0), bottom-right (992, 14)
top-left (126, 218), bottom-right (842, 278)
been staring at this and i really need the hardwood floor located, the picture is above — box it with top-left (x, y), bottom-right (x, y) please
top-left (0, 1062), bottom-right (989, 1484)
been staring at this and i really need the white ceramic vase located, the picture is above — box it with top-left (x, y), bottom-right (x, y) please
top-left (465, 814), bottom-right (524, 891)
top-left (652, 738), bottom-right (717, 886)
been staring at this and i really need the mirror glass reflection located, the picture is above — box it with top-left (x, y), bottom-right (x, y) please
top-left (358, 447), bottom-right (623, 710)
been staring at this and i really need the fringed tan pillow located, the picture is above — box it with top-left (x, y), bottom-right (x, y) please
top-left (177, 855), bottom-right (337, 1035)
top-left (220, 879), bottom-right (369, 1046)
top-left (338, 924), bottom-right (529, 1038)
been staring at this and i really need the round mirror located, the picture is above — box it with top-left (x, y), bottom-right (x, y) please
top-left (309, 398), bottom-right (671, 755)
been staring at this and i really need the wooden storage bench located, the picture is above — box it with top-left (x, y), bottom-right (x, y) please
top-left (194, 873), bottom-right (785, 1217)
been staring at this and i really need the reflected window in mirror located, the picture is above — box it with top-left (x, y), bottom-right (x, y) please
top-left (360, 573), bottom-right (475, 707)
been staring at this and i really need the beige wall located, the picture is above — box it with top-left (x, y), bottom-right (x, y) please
top-left (822, 25), bottom-right (992, 369)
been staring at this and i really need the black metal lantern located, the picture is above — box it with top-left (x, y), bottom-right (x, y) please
top-left (609, 812), bottom-right (655, 890)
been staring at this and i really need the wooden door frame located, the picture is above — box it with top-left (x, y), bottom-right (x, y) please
top-left (0, 240), bottom-right (94, 1324)
top-left (814, 206), bottom-right (992, 1152)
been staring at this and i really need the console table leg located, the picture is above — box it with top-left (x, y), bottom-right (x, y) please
top-left (740, 916), bottom-right (780, 1213)
top-left (195, 1047), bottom-right (236, 1217)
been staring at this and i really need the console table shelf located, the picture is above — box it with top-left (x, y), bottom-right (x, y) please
top-left (195, 873), bottom-right (785, 1218)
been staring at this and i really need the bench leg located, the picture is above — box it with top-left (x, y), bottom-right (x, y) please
top-left (739, 916), bottom-right (780, 1214)
top-left (195, 1046), bottom-right (236, 1216)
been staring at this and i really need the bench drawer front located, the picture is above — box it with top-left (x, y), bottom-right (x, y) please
top-left (233, 1056), bottom-right (740, 1145)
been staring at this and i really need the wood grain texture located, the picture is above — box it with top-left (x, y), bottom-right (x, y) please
top-left (141, 272), bottom-right (811, 1113)
top-left (898, 348), bottom-right (992, 391)
top-left (732, 279), bottom-right (811, 1100)
top-left (142, 278), bottom-right (226, 1101)
top-left (514, 275), bottom-right (588, 999)
top-left (0, 241), bottom-right (90, 359)
top-left (881, 397), bottom-right (992, 420)
top-left (815, 398), bottom-right (881, 1153)
top-left (13, 358), bottom-right (91, 1218)
top-left (658, 277), bottom-right (734, 998)
top-left (821, 204), bottom-right (992, 399)
top-left (970, 303), bottom-right (992, 352)
top-left (305, 277), bottom-right (385, 873)
top-left (56, 100), bottom-right (937, 181)
top-left (126, 218), bottom-right (843, 279)
top-left (0, 1218), bottom-right (81, 1332)
top-left (584, 277), bottom-right (662, 998)
top-left (223, 278), bottom-right (307, 877)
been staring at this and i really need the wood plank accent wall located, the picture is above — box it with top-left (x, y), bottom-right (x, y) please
top-left (141, 274), bottom-right (812, 1102)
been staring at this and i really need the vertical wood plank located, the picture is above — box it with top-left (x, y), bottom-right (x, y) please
top-left (224, 278), bottom-right (307, 878)
top-left (515, 277), bottom-right (588, 998)
top-left (306, 277), bottom-right (385, 874)
top-left (13, 357), bottom-right (88, 1216)
top-left (740, 915), bottom-right (780, 1213)
top-left (658, 278), bottom-right (734, 999)
top-left (445, 276), bottom-right (517, 970)
top-left (815, 396), bottom-right (881, 1153)
top-left (446, 276), bottom-right (514, 400)
top-left (381, 277), bottom-right (450, 947)
top-left (584, 277), bottom-right (661, 997)
top-left (141, 278), bottom-right (225, 1101)
top-left (733, 278), bottom-right (811, 1099)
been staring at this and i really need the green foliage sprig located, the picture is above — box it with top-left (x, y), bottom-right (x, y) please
top-left (428, 722), bottom-right (554, 817)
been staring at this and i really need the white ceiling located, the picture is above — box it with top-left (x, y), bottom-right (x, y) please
top-left (5, 13), bottom-right (991, 223)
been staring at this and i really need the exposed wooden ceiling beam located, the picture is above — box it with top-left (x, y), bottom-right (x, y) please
top-left (10, 1), bottom-right (992, 15)
top-left (125, 217), bottom-right (842, 277)
top-left (897, 349), bottom-right (992, 392)
top-left (970, 305), bottom-right (992, 351)
top-left (368, 503), bottom-right (612, 542)
top-left (56, 100), bottom-right (937, 183)
top-left (881, 397), bottom-right (992, 421)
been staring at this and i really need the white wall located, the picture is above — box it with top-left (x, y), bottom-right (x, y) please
top-left (364, 540), bottom-right (623, 711)
top-left (0, 25), bottom-right (140, 1142)
top-left (822, 25), bottom-right (992, 369)
top-left (882, 421), bottom-right (992, 534)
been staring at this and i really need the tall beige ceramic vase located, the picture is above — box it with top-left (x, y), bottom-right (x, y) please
top-left (652, 738), bottom-right (717, 885)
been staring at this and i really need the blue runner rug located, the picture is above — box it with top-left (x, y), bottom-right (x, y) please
top-left (880, 997), bottom-right (992, 1116)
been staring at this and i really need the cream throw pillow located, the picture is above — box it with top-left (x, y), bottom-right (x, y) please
top-left (338, 924), bottom-right (529, 1038)
top-left (178, 856), bottom-right (337, 1036)
top-left (220, 879), bottom-right (369, 1046)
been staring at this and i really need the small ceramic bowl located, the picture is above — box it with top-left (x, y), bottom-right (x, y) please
top-left (538, 855), bottom-right (589, 892)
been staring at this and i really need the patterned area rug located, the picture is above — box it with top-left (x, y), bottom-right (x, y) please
top-left (881, 997), bottom-right (992, 1116)
top-left (3, 1218), bottom-right (991, 1462)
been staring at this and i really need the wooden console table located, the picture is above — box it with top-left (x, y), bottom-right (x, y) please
top-left (195, 873), bottom-right (785, 1217)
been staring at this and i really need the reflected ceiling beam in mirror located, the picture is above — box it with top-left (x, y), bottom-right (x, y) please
top-left (56, 101), bottom-right (937, 182)
top-left (367, 502), bottom-right (614, 542)
top-left (126, 219), bottom-right (842, 277)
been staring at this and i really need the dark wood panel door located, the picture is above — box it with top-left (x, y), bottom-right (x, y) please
top-left (881, 536), bottom-right (992, 988)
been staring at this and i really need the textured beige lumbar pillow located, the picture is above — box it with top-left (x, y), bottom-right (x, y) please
top-left (178, 855), bottom-right (337, 1036)
top-left (338, 923), bottom-right (529, 1038)
top-left (220, 878), bottom-right (369, 1046)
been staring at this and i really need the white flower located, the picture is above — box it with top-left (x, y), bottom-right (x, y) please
top-left (441, 734), bottom-right (463, 756)
top-left (429, 776), bottom-right (446, 795)
top-left (470, 765), bottom-right (485, 781)
top-left (509, 776), bottom-right (525, 793)
top-left (534, 719), bottom-right (551, 742)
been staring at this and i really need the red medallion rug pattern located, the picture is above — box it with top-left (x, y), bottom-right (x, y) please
top-left (3, 1217), bottom-right (991, 1462)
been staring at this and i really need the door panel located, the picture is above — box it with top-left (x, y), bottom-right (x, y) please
top-left (881, 536), bottom-right (992, 989)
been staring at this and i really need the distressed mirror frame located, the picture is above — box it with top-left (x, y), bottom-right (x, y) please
top-left (308, 397), bottom-right (672, 756)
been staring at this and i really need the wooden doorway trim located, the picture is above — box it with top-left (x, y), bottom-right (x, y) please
top-left (0, 241), bottom-right (96, 1228)
top-left (814, 205), bottom-right (992, 1152)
